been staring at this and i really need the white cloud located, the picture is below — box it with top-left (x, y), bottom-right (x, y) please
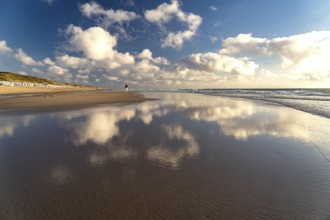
top-left (209, 36), bottom-right (217, 43)
top-left (135, 59), bottom-right (159, 74)
top-left (184, 52), bottom-right (259, 77)
top-left (137, 49), bottom-right (170, 65)
top-left (55, 54), bottom-right (90, 69)
top-left (43, 57), bottom-right (55, 66)
top-left (137, 49), bottom-right (153, 60)
top-left (220, 33), bottom-right (268, 55)
top-left (144, 0), bottom-right (202, 49)
top-left (32, 68), bottom-right (45, 75)
top-left (48, 65), bottom-right (69, 75)
top-left (60, 25), bottom-right (140, 84)
top-left (209, 5), bottom-right (218, 11)
top-left (259, 69), bottom-right (274, 78)
top-left (220, 31), bottom-right (330, 78)
top-left (0, 40), bottom-right (12, 53)
top-left (14, 48), bottom-right (43, 66)
top-left (80, 1), bottom-right (138, 28)
top-left (65, 25), bottom-right (117, 61)
top-left (106, 51), bottom-right (135, 70)
top-left (63, 25), bottom-right (135, 72)
top-left (144, 0), bottom-right (180, 26)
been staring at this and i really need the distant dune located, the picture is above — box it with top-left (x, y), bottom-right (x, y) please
top-left (0, 71), bottom-right (98, 95)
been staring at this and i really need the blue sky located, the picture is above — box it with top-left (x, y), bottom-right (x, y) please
top-left (1, 0), bottom-right (330, 88)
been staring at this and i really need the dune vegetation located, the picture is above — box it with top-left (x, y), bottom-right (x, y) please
top-left (0, 71), bottom-right (64, 85)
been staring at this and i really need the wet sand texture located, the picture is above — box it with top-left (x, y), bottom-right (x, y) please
top-left (0, 90), bottom-right (145, 111)
top-left (1, 93), bottom-right (329, 219)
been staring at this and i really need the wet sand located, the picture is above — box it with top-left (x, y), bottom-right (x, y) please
top-left (0, 86), bottom-right (145, 112)
top-left (0, 92), bottom-right (330, 219)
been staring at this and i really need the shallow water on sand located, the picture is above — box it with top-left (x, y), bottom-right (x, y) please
top-left (1, 92), bottom-right (330, 219)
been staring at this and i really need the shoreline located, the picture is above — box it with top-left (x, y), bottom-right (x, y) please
top-left (202, 93), bottom-right (330, 119)
top-left (0, 86), bottom-right (146, 113)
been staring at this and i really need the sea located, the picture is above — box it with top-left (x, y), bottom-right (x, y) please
top-left (149, 88), bottom-right (330, 119)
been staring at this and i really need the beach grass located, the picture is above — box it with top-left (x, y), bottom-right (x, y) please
top-left (0, 71), bottom-right (63, 85)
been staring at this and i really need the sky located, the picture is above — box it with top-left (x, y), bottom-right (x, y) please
top-left (1, 0), bottom-right (330, 89)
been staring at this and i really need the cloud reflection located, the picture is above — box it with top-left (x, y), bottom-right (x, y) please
top-left (148, 124), bottom-right (199, 168)
top-left (0, 93), bottom-right (318, 170)
top-left (0, 115), bottom-right (35, 138)
top-left (50, 164), bottom-right (70, 184)
top-left (218, 109), bottom-right (311, 140)
top-left (88, 143), bottom-right (139, 166)
top-left (70, 108), bottom-right (136, 145)
top-left (55, 93), bottom-right (321, 169)
top-left (185, 100), bottom-right (310, 141)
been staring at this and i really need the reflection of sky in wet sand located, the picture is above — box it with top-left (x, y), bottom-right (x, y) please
top-left (0, 115), bottom-right (35, 138)
top-left (0, 93), bottom-right (330, 219)
top-left (147, 124), bottom-right (199, 168)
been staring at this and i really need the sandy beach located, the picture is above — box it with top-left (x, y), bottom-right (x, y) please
top-left (0, 92), bottom-right (330, 219)
top-left (0, 85), bottom-right (145, 112)
top-left (0, 85), bottom-right (98, 95)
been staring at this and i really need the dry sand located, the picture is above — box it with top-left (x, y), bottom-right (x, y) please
top-left (0, 85), bottom-right (145, 112)
top-left (0, 85), bottom-right (97, 95)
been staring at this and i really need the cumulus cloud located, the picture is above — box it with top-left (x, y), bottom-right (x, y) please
top-left (144, 0), bottom-right (202, 49)
top-left (57, 24), bottom-right (144, 85)
top-left (220, 33), bottom-right (268, 55)
top-left (31, 68), bottom-right (45, 75)
top-left (0, 40), bottom-right (12, 53)
top-left (80, 1), bottom-right (138, 28)
top-left (183, 52), bottom-right (259, 77)
top-left (48, 65), bottom-right (69, 75)
top-left (137, 49), bottom-right (170, 65)
top-left (63, 25), bottom-right (135, 68)
top-left (220, 31), bottom-right (330, 78)
top-left (55, 54), bottom-right (90, 69)
top-left (144, 0), bottom-right (180, 25)
top-left (134, 59), bottom-right (160, 75)
top-left (64, 25), bottom-right (117, 61)
top-left (7, 2), bottom-right (329, 89)
top-left (43, 57), bottom-right (55, 66)
top-left (14, 48), bottom-right (43, 66)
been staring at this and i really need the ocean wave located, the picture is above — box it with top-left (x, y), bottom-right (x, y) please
top-left (179, 89), bottom-right (330, 119)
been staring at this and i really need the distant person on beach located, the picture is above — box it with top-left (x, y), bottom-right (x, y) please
top-left (125, 83), bottom-right (128, 92)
